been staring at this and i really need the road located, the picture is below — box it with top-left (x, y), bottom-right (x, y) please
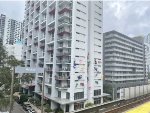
top-left (12, 102), bottom-right (26, 113)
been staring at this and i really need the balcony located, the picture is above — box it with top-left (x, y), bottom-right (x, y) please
top-left (57, 44), bottom-right (71, 49)
top-left (41, 25), bottom-right (46, 31)
top-left (32, 57), bottom-right (37, 61)
top-left (45, 78), bottom-right (52, 85)
top-left (36, 2), bottom-right (40, 10)
top-left (48, 27), bottom-right (55, 33)
top-left (59, 12), bottom-right (71, 20)
top-left (56, 52), bottom-right (71, 56)
top-left (34, 22), bottom-right (39, 29)
top-left (56, 60), bottom-right (71, 64)
top-left (39, 52), bottom-right (45, 58)
top-left (41, 24), bottom-right (46, 31)
top-left (37, 80), bottom-right (42, 85)
top-left (41, 17), bottom-right (46, 24)
top-left (32, 49), bottom-right (37, 54)
top-left (31, 8), bottom-right (34, 13)
top-left (49, 8), bottom-right (55, 14)
top-left (55, 83), bottom-right (70, 89)
top-left (47, 47), bottom-right (54, 52)
top-left (55, 75), bottom-right (70, 80)
top-left (58, 5), bottom-right (72, 14)
top-left (29, 32), bottom-right (32, 37)
top-left (38, 73), bottom-right (43, 78)
top-left (40, 43), bottom-right (45, 48)
top-left (46, 58), bottom-right (53, 64)
top-left (39, 35), bottom-right (45, 41)
top-left (47, 37), bottom-right (54, 43)
top-left (57, 36), bottom-right (71, 42)
top-left (58, 29), bottom-right (71, 36)
top-left (58, 20), bottom-right (71, 27)
top-left (45, 68), bottom-right (53, 72)
top-left (39, 61), bottom-right (44, 66)
top-left (57, 67), bottom-right (70, 72)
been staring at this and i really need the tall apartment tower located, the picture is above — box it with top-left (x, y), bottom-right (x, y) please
top-left (0, 14), bottom-right (23, 45)
top-left (104, 30), bottom-right (147, 99)
top-left (145, 34), bottom-right (150, 75)
top-left (22, 0), bottom-right (103, 112)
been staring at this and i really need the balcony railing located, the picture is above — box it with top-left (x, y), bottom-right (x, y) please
top-left (35, 23), bottom-right (39, 29)
top-left (41, 17), bottom-right (46, 23)
top-left (55, 84), bottom-right (70, 89)
top-left (48, 28), bottom-right (55, 33)
top-left (46, 58), bottom-right (53, 63)
top-left (58, 5), bottom-right (72, 14)
top-left (39, 52), bottom-right (45, 57)
top-left (41, 24), bottom-right (46, 31)
top-left (59, 20), bottom-right (71, 26)
top-left (47, 47), bottom-right (54, 52)
top-left (58, 68), bottom-right (70, 71)
top-left (49, 8), bottom-right (55, 14)
top-left (56, 60), bottom-right (71, 64)
top-left (39, 61), bottom-right (44, 66)
top-left (57, 36), bottom-right (71, 41)
top-left (55, 75), bottom-right (70, 80)
top-left (58, 29), bottom-right (71, 36)
top-left (34, 39), bottom-right (38, 45)
top-left (56, 52), bottom-right (71, 56)
top-left (29, 32), bottom-right (32, 37)
top-left (47, 37), bottom-right (54, 43)
top-left (57, 44), bottom-right (71, 48)
top-left (40, 43), bottom-right (45, 48)
top-left (45, 68), bottom-right (53, 72)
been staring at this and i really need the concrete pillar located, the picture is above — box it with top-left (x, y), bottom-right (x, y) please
top-left (51, 101), bottom-right (57, 110)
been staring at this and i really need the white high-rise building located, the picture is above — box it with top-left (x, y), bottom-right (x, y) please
top-left (22, 1), bottom-right (103, 112)
top-left (0, 14), bottom-right (23, 60)
top-left (0, 14), bottom-right (23, 45)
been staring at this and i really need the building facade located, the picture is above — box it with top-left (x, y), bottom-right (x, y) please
top-left (0, 14), bottom-right (23, 45)
top-left (145, 34), bottom-right (150, 76)
top-left (103, 30), bottom-right (147, 99)
top-left (22, 0), bottom-right (103, 112)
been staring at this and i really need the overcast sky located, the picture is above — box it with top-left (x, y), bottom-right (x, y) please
top-left (0, 1), bottom-right (150, 37)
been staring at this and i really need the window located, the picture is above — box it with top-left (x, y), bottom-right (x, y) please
top-left (74, 102), bottom-right (84, 110)
top-left (94, 98), bottom-right (101, 105)
top-left (48, 88), bottom-right (51, 95)
top-left (58, 91), bottom-right (61, 98)
top-left (94, 89), bottom-right (101, 96)
top-left (66, 92), bottom-right (70, 99)
top-left (74, 92), bottom-right (84, 100)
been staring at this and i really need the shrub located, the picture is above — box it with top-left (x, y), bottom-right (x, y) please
top-left (29, 98), bottom-right (35, 104)
top-left (35, 98), bottom-right (41, 106)
top-left (44, 108), bottom-right (53, 113)
top-left (19, 94), bottom-right (28, 104)
top-left (85, 102), bottom-right (93, 108)
top-left (54, 108), bottom-right (63, 113)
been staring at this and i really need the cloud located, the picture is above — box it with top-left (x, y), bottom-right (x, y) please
top-left (103, 1), bottom-right (150, 37)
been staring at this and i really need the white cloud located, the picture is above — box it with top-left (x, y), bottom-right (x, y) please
top-left (135, 6), bottom-right (148, 17)
top-left (104, 1), bottom-right (150, 36)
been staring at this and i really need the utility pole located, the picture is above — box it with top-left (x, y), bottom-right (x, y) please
top-left (9, 66), bottom-right (15, 113)
top-left (41, 69), bottom-right (45, 113)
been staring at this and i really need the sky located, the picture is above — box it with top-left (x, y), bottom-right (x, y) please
top-left (0, 1), bottom-right (150, 37)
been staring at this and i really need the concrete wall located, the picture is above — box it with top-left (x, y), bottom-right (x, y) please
top-left (120, 84), bottom-right (150, 100)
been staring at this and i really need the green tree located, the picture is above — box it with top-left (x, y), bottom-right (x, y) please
top-left (0, 45), bottom-right (24, 112)
top-left (21, 73), bottom-right (35, 84)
